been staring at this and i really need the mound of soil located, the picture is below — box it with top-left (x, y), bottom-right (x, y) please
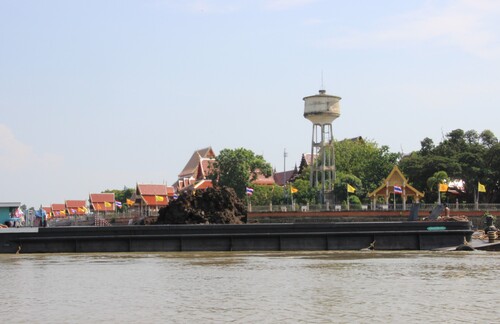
top-left (438, 215), bottom-right (469, 222)
top-left (156, 186), bottom-right (247, 224)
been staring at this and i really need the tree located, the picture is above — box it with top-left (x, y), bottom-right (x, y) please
top-left (334, 172), bottom-right (362, 205)
top-left (209, 148), bottom-right (273, 198)
top-left (400, 129), bottom-right (499, 203)
top-left (290, 178), bottom-right (318, 205)
top-left (250, 185), bottom-right (285, 205)
top-left (426, 171), bottom-right (449, 203)
top-left (335, 138), bottom-right (400, 196)
top-left (480, 130), bottom-right (498, 148)
top-left (420, 137), bottom-right (435, 156)
top-left (483, 142), bottom-right (500, 202)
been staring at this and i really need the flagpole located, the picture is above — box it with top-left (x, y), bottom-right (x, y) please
top-left (347, 186), bottom-right (349, 211)
top-left (283, 148), bottom-right (287, 207)
top-left (476, 184), bottom-right (479, 210)
top-left (437, 183), bottom-right (441, 205)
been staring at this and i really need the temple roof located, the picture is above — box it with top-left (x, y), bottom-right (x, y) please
top-left (368, 165), bottom-right (424, 198)
top-left (178, 147), bottom-right (215, 179)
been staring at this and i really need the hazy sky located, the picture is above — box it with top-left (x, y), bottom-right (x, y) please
top-left (1, 0), bottom-right (499, 208)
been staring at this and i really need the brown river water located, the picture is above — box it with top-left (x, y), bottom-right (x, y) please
top-left (0, 251), bottom-right (498, 323)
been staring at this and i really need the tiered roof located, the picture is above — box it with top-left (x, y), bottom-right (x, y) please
top-left (66, 200), bottom-right (88, 215)
top-left (178, 147), bottom-right (216, 179)
top-left (136, 184), bottom-right (169, 206)
top-left (51, 203), bottom-right (66, 217)
top-left (89, 193), bottom-right (115, 212)
top-left (368, 165), bottom-right (424, 199)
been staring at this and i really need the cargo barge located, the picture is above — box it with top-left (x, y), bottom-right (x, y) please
top-left (0, 221), bottom-right (473, 253)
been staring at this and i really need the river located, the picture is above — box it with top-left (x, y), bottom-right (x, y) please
top-left (0, 251), bottom-right (498, 323)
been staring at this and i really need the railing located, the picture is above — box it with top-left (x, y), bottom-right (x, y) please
top-left (248, 203), bottom-right (500, 213)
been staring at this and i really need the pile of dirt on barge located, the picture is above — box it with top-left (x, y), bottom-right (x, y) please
top-left (156, 186), bottom-right (247, 225)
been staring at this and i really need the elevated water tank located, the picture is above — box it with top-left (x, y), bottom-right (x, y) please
top-left (303, 89), bottom-right (341, 124)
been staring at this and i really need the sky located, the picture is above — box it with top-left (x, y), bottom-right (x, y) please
top-left (1, 0), bottom-right (500, 208)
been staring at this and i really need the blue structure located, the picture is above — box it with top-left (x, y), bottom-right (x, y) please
top-left (0, 202), bottom-right (22, 226)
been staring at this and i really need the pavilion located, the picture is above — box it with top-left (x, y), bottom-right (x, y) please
top-left (368, 165), bottom-right (424, 210)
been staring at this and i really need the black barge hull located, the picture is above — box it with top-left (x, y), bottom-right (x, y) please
top-left (0, 222), bottom-right (473, 254)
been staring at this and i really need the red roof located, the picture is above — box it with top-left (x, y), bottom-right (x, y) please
top-left (194, 180), bottom-right (213, 190)
top-left (42, 207), bottom-right (52, 218)
top-left (51, 203), bottom-right (66, 217)
top-left (274, 169), bottom-right (298, 186)
top-left (196, 158), bottom-right (216, 179)
top-left (50, 204), bottom-right (66, 211)
top-left (65, 200), bottom-right (88, 215)
top-left (166, 186), bottom-right (176, 197)
top-left (178, 147), bottom-right (216, 178)
top-left (137, 184), bottom-right (168, 196)
top-left (137, 184), bottom-right (169, 206)
top-left (89, 193), bottom-right (115, 203)
top-left (66, 200), bottom-right (86, 208)
top-left (51, 203), bottom-right (65, 211)
top-left (252, 170), bottom-right (275, 186)
top-left (89, 193), bottom-right (115, 212)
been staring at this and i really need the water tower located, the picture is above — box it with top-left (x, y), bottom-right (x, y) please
top-left (303, 89), bottom-right (341, 205)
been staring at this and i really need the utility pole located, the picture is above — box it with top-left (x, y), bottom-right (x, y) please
top-left (284, 148), bottom-right (287, 205)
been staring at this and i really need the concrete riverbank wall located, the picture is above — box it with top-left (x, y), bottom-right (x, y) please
top-left (248, 210), bottom-right (499, 229)
top-left (0, 222), bottom-right (473, 254)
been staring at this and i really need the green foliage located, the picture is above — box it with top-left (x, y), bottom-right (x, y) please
top-left (334, 138), bottom-right (399, 198)
top-left (400, 128), bottom-right (499, 203)
top-left (103, 187), bottom-right (134, 213)
top-left (250, 185), bottom-right (285, 205)
top-left (426, 171), bottom-right (448, 190)
top-left (290, 178), bottom-right (318, 205)
top-left (334, 172), bottom-right (363, 204)
top-left (348, 194), bottom-right (362, 206)
top-left (209, 148), bottom-right (273, 198)
top-left (295, 130), bottom-right (499, 205)
top-left (426, 171), bottom-right (449, 202)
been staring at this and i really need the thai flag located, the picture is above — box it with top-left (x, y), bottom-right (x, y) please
top-left (115, 201), bottom-right (122, 208)
top-left (394, 185), bottom-right (403, 194)
top-left (246, 187), bottom-right (254, 195)
top-left (173, 194), bottom-right (179, 200)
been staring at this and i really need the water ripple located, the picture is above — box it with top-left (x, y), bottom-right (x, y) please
top-left (1, 251), bottom-right (499, 323)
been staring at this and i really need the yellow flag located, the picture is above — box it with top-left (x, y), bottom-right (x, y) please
top-left (60, 210), bottom-right (66, 215)
top-left (478, 182), bottom-right (486, 193)
top-left (439, 183), bottom-right (449, 192)
top-left (155, 195), bottom-right (164, 202)
top-left (291, 186), bottom-right (298, 194)
top-left (347, 184), bottom-right (356, 193)
top-left (104, 201), bottom-right (112, 207)
top-left (126, 199), bottom-right (134, 206)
